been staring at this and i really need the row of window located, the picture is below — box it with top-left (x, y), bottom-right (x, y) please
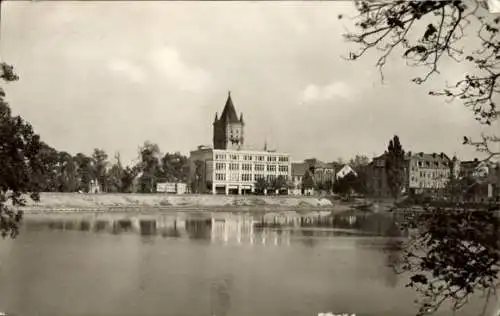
top-left (411, 170), bottom-right (450, 179)
top-left (215, 154), bottom-right (290, 162)
top-left (214, 174), bottom-right (281, 182)
top-left (413, 161), bottom-right (447, 169)
top-left (215, 163), bottom-right (289, 172)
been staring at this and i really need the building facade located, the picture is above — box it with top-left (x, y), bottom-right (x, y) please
top-left (189, 92), bottom-right (291, 195)
top-left (290, 159), bottom-right (335, 195)
top-left (366, 151), bottom-right (459, 198)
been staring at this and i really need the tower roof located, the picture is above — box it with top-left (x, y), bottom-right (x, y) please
top-left (219, 91), bottom-right (240, 123)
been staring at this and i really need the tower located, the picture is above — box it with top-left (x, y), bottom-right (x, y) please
top-left (213, 91), bottom-right (245, 150)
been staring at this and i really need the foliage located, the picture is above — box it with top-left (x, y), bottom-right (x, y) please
top-left (342, 3), bottom-right (500, 314)
top-left (302, 170), bottom-right (315, 190)
top-left (270, 175), bottom-right (287, 192)
top-left (190, 160), bottom-right (205, 194)
top-left (137, 141), bottom-right (161, 193)
top-left (341, 0), bottom-right (499, 161)
top-left (160, 152), bottom-right (189, 183)
top-left (385, 135), bottom-right (406, 199)
top-left (92, 149), bottom-right (108, 192)
top-left (333, 173), bottom-right (358, 198)
top-left (392, 208), bottom-right (500, 316)
top-left (254, 177), bottom-right (269, 195)
top-left (0, 63), bottom-right (42, 238)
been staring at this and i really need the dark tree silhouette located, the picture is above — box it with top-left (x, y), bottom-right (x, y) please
top-left (254, 177), bottom-right (269, 195)
top-left (385, 135), bottom-right (406, 200)
top-left (342, 2), bottom-right (500, 314)
top-left (0, 63), bottom-right (43, 238)
top-left (341, 0), bottom-right (499, 161)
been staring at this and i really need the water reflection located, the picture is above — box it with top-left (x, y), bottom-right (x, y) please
top-left (21, 211), bottom-right (405, 247)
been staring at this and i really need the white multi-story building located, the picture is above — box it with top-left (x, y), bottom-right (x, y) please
top-left (188, 92), bottom-right (291, 195)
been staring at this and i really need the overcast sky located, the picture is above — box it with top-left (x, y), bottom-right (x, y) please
top-left (1, 1), bottom-right (497, 165)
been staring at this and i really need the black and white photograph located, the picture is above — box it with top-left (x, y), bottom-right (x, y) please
top-left (0, 1), bottom-right (499, 316)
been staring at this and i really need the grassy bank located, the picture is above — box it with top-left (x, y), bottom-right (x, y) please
top-left (16, 192), bottom-right (343, 213)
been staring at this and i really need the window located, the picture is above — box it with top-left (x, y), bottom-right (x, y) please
top-left (215, 174), bottom-right (226, 181)
top-left (267, 175), bottom-right (276, 182)
top-left (267, 165), bottom-right (276, 172)
top-left (255, 164), bottom-right (265, 171)
top-left (243, 155), bottom-right (252, 161)
top-left (215, 154), bottom-right (226, 160)
top-left (231, 155), bottom-right (238, 160)
top-left (278, 156), bottom-right (289, 162)
top-left (256, 156), bottom-right (264, 161)
top-left (242, 174), bottom-right (252, 181)
top-left (229, 163), bottom-right (239, 171)
top-left (215, 163), bottom-right (226, 170)
top-left (278, 165), bottom-right (288, 172)
top-left (242, 163), bottom-right (252, 171)
top-left (267, 156), bottom-right (277, 162)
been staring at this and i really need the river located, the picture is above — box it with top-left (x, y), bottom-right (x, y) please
top-left (0, 210), bottom-right (497, 316)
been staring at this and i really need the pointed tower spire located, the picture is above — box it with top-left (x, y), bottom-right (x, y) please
top-left (264, 139), bottom-right (268, 151)
top-left (220, 90), bottom-right (239, 123)
top-left (214, 112), bottom-right (218, 122)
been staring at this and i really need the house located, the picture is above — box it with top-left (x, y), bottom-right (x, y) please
top-left (336, 164), bottom-right (357, 180)
top-left (366, 151), bottom-right (459, 198)
top-left (290, 159), bottom-right (335, 195)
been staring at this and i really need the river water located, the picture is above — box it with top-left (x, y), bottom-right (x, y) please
top-left (0, 210), bottom-right (497, 316)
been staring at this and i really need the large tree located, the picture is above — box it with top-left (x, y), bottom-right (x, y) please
top-left (342, 1), bottom-right (500, 314)
top-left (160, 152), bottom-right (189, 183)
top-left (92, 148), bottom-right (109, 192)
top-left (0, 63), bottom-right (43, 238)
top-left (341, 0), bottom-right (499, 161)
top-left (137, 141), bottom-right (162, 193)
top-left (74, 152), bottom-right (94, 192)
top-left (385, 135), bottom-right (406, 199)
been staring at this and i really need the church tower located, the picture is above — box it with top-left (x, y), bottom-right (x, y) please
top-left (213, 91), bottom-right (245, 150)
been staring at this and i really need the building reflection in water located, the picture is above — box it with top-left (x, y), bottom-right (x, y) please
top-left (22, 211), bottom-right (404, 247)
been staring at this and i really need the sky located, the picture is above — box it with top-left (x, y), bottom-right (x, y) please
top-left (1, 1), bottom-right (498, 166)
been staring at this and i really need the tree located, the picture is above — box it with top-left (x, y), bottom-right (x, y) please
top-left (349, 155), bottom-right (371, 195)
top-left (56, 151), bottom-right (78, 192)
top-left (160, 152), bottom-right (189, 182)
top-left (191, 160), bottom-right (205, 194)
top-left (385, 135), bottom-right (406, 200)
top-left (0, 63), bottom-right (43, 238)
top-left (74, 152), bottom-right (94, 192)
top-left (270, 175), bottom-right (287, 194)
top-left (341, 2), bottom-right (500, 313)
top-left (92, 148), bottom-right (108, 192)
top-left (137, 141), bottom-right (161, 193)
top-left (121, 166), bottom-right (138, 193)
top-left (107, 152), bottom-right (124, 193)
top-left (254, 177), bottom-right (269, 195)
top-left (301, 170), bottom-right (315, 193)
top-left (349, 155), bottom-right (370, 169)
top-left (333, 173), bottom-right (358, 199)
top-left (341, 0), bottom-right (499, 161)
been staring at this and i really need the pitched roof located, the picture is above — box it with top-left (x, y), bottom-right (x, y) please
top-left (219, 91), bottom-right (240, 124)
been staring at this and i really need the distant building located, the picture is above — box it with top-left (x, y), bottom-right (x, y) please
top-left (188, 92), bottom-right (291, 195)
top-left (366, 151), bottom-right (459, 198)
top-left (156, 182), bottom-right (187, 194)
top-left (89, 179), bottom-right (101, 194)
top-left (336, 164), bottom-right (357, 180)
top-left (290, 159), bottom-right (335, 195)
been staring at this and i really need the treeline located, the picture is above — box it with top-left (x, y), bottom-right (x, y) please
top-left (35, 141), bottom-right (189, 194)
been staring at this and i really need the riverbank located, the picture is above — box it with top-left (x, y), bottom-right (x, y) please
top-left (15, 192), bottom-right (356, 213)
